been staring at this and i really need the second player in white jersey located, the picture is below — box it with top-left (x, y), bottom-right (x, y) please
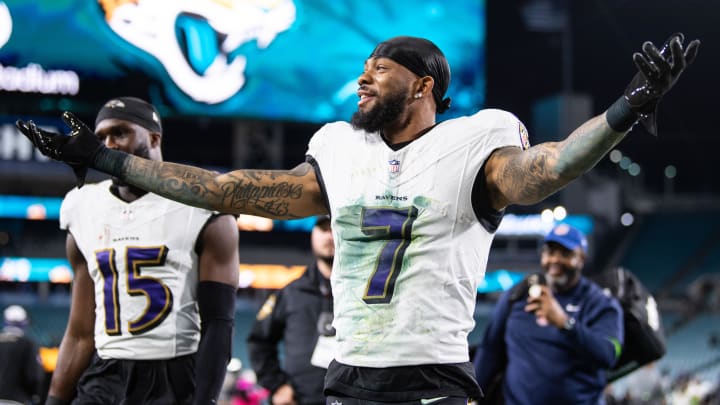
top-left (307, 109), bottom-right (528, 367)
top-left (60, 179), bottom-right (214, 360)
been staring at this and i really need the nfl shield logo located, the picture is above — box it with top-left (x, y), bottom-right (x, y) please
top-left (388, 159), bottom-right (400, 173)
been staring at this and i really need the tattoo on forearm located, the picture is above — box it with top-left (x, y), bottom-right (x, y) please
top-left (220, 180), bottom-right (303, 215)
top-left (139, 162), bottom-right (222, 201)
top-left (122, 158), bottom-right (307, 217)
top-left (556, 123), bottom-right (622, 178)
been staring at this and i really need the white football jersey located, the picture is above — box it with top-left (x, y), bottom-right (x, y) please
top-left (307, 109), bottom-right (528, 367)
top-left (60, 180), bottom-right (214, 360)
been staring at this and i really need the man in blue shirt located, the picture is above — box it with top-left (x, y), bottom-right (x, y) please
top-left (474, 224), bottom-right (624, 405)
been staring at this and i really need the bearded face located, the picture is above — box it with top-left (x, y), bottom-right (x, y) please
top-left (350, 87), bottom-right (409, 133)
top-left (540, 242), bottom-right (584, 292)
top-left (545, 271), bottom-right (574, 292)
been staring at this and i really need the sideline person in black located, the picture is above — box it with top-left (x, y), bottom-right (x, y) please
top-left (0, 305), bottom-right (43, 405)
top-left (247, 215), bottom-right (335, 405)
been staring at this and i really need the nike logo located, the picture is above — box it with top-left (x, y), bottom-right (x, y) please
top-left (421, 397), bottom-right (448, 405)
top-left (566, 304), bottom-right (581, 312)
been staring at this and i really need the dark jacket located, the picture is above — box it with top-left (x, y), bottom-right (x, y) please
top-left (247, 264), bottom-right (332, 405)
top-left (474, 277), bottom-right (624, 405)
top-left (0, 328), bottom-right (43, 404)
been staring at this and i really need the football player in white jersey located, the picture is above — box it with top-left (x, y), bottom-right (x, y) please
top-left (19, 33), bottom-right (699, 403)
top-left (43, 97), bottom-right (240, 405)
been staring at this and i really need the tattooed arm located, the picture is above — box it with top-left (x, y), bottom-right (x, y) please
top-left (485, 113), bottom-right (626, 210)
top-left (119, 157), bottom-right (326, 218)
top-left (14, 112), bottom-right (325, 218)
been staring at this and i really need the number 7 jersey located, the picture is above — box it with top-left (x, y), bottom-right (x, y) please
top-left (306, 109), bottom-right (528, 367)
top-left (60, 180), bottom-right (215, 360)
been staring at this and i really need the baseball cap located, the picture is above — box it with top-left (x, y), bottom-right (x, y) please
top-left (544, 223), bottom-right (588, 254)
top-left (95, 96), bottom-right (162, 133)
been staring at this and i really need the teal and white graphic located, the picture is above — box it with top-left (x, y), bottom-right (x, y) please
top-left (102, 0), bottom-right (296, 104)
top-left (0, 0), bottom-right (484, 123)
top-left (0, 2), bottom-right (10, 49)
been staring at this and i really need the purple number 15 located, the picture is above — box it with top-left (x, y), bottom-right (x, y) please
top-left (361, 206), bottom-right (418, 304)
top-left (95, 246), bottom-right (173, 336)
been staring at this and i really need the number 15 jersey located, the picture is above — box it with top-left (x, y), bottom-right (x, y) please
top-left (60, 180), bottom-right (214, 360)
top-left (306, 109), bottom-right (528, 368)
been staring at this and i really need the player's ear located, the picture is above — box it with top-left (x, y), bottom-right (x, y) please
top-left (414, 76), bottom-right (434, 98)
top-left (149, 132), bottom-right (162, 148)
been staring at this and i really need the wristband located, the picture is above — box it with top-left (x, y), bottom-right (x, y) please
top-left (606, 96), bottom-right (639, 132)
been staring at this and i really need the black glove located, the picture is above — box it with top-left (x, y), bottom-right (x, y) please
top-left (611, 33), bottom-right (700, 135)
top-left (16, 112), bottom-right (104, 188)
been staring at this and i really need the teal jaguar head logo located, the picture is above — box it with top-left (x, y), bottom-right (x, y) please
top-left (99, 0), bottom-right (296, 104)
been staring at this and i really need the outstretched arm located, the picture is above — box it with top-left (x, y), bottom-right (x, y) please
top-left (16, 114), bottom-right (326, 218)
top-left (113, 156), bottom-right (326, 218)
top-left (486, 33), bottom-right (699, 210)
top-left (486, 114), bottom-right (624, 209)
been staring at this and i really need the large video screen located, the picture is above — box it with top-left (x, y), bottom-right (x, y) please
top-left (0, 0), bottom-right (485, 123)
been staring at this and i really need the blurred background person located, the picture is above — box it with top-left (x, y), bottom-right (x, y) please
top-left (247, 215), bottom-right (334, 405)
top-left (474, 224), bottom-right (624, 405)
top-left (0, 304), bottom-right (43, 404)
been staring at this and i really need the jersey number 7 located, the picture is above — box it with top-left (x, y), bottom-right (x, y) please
top-left (361, 206), bottom-right (418, 304)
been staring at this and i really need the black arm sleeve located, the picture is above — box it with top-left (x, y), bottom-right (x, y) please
top-left (193, 281), bottom-right (236, 405)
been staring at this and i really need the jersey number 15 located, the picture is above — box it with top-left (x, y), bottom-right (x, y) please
top-left (95, 246), bottom-right (173, 336)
